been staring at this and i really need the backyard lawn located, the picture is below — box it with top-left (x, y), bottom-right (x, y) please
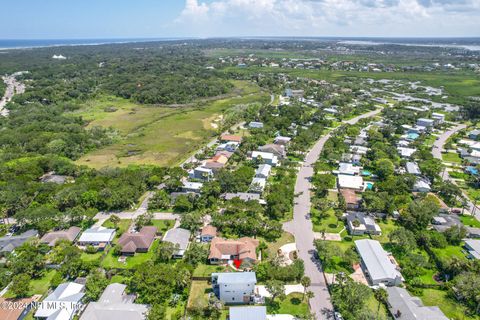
top-left (460, 215), bottom-right (480, 228)
top-left (187, 280), bottom-right (212, 310)
top-left (419, 288), bottom-right (477, 320)
top-left (102, 219), bottom-right (132, 238)
top-left (193, 264), bottom-right (227, 278)
top-left (101, 240), bottom-right (159, 269)
top-left (4, 270), bottom-right (57, 298)
top-left (266, 293), bottom-right (309, 318)
top-left (442, 152), bottom-right (462, 164)
top-left (431, 244), bottom-right (468, 262)
top-left (150, 219), bottom-right (175, 234)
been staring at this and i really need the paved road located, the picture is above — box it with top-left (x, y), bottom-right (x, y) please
top-left (1, 72), bottom-right (26, 116)
top-left (283, 108), bottom-right (383, 319)
top-left (432, 123), bottom-right (480, 217)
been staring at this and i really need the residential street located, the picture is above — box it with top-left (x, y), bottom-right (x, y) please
top-left (432, 123), bottom-right (480, 218)
top-left (0, 72), bottom-right (26, 117)
top-left (283, 108), bottom-right (383, 320)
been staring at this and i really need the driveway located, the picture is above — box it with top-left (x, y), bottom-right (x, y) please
top-left (283, 108), bottom-right (383, 319)
top-left (432, 123), bottom-right (480, 218)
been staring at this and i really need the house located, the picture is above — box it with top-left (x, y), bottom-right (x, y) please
top-left (35, 282), bottom-right (85, 320)
top-left (188, 166), bottom-right (214, 181)
top-left (80, 283), bottom-right (148, 320)
top-left (466, 227), bottom-right (480, 238)
top-left (40, 226), bottom-right (81, 246)
top-left (350, 145), bottom-right (368, 155)
top-left (223, 193), bottom-right (261, 202)
top-left (416, 118), bottom-right (435, 129)
top-left (468, 129), bottom-right (480, 140)
top-left (209, 154), bottom-right (229, 165)
top-left (340, 189), bottom-right (361, 210)
top-left (250, 177), bottom-right (266, 194)
top-left (274, 136), bottom-right (291, 145)
top-left (386, 286), bottom-right (448, 320)
top-left (0, 229), bottom-right (38, 255)
top-left (284, 89), bottom-right (304, 98)
top-left (249, 122), bottom-right (264, 129)
top-left (355, 239), bottom-right (403, 286)
top-left (352, 154), bottom-right (362, 165)
top-left (117, 226), bottom-right (157, 255)
top-left (77, 227), bottom-right (115, 248)
top-left (229, 306), bottom-right (267, 320)
top-left (413, 178), bottom-right (431, 193)
top-left (464, 239), bottom-right (480, 259)
top-left (163, 228), bottom-right (191, 258)
top-left (324, 108), bottom-right (338, 114)
top-left (432, 112), bottom-right (445, 124)
top-left (200, 225), bottom-right (217, 243)
top-left (346, 212), bottom-right (382, 236)
top-left (211, 272), bottom-right (257, 304)
top-left (203, 161), bottom-right (226, 172)
top-left (0, 295), bottom-right (41, 320)
top-left (405, 162), bottom-right (421, 176)
top-left (354, 137), bottom-right (368, 146)
top-left (220, 134), bottom-right (243, 143)
top-left (39, 172), bottom-right (69, 184)
top-left (431, 214), bottom-right (461, 232)
top-left (216, 141), bottom-right (240, 152)
top-left (208, 237), bottom-right (259, 264)
top-left (251, 151), bottom-right (278, 166)
top-left (258, 144), bottom-right (286, 158)
top-left (182, 181), bottom-right (203, 193)
top-left (255, 164), bottom-right (272, 179)
top-left (397, 147), bottom-right (417, 158)
top-left (337, 174), bottom-right (364, 191)
top-left (336, 162), bottom-right (361, 176)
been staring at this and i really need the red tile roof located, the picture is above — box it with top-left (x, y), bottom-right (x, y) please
top-left (209, 237), bottom-right (259, 261)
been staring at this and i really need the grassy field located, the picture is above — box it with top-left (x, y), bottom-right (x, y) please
top-left (266, 293), bottom-right (309, 317)
top-left (460, 215), bottom-right (480, 228)
top-left (102, 219), bottom-right (132, 236)
top-left (192, 264), bottom-right (227, 277)
top-left (312, 208), bottom-right (344, 233)
top-left (75, 81), bottom-right (269, 168)
top-left (419, 288), bottom-right (477, 320)
top-left (101, 239), bottom-right (159, 269)
top-left (187, 280), bottom-right (212, 310)
top-left (442, 152), bottom-right (462, 164)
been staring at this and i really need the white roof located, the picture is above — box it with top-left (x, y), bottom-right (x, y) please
top-left (337, 162), bottom-right (360, 175)
top-left (194, 166), bottom-right (213, 173)
top-left (274, 136), bottom-right (291, 143)
top-left (256, 164), bottom-right (272, 177)
top-left (78, 227), bottom-right (115, 243)
top-left (414, 179), bottom-right (431, 191)
top-left (406, 162), bottom-right (421, 175)
top-left (337, 174), bottom-right (364, 190)
top-left (417, 118), bottom-right (435, 124)
top-left (355, 239), bottom-right (402, 283)
top-left (252, 151), bottom-right (276, 160)
top-left (183, 181), bottom-right (203, 190)
top-left (398, 147), bottom-right (416, 158)
top-left (350, 145), bottom-right (368, 155)
top-left (465, 239), bottom-right (480, 257)
top-left (35, 282), bottom-right (85, 319)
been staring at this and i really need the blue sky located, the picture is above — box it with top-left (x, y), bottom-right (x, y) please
top-left (1, 0), bottom-right (479, 39)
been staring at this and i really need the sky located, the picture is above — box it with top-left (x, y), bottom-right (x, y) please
top-left (0, 0), bottom-right (479, 39)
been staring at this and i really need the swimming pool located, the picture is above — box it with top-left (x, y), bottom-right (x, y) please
top-left (365, 182), bottom-right (374, 190)
top-left (407, 132), bottom-right (419, 140)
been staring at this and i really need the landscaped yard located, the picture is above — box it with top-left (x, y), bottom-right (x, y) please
top-left (419, 288), bottom-right (477, 320)
top-left (442, 152), bottom-right (462, 164)
top-left (460, 215), bottom-right (480, 228)
top-left (312, 208), bottom-right (344, 233)
top-left (102, 219), bottom-right (132, 238)
top-left (81, 251), bottom-right (103, 262)
top-left (150, 219), bottom-right (175, 234)
top-left (266, 293), bottom-right (309, 317)
top-left (4, 270), bottom-right (57, 298)
top-left (431, 244), bottom-right (468, 262)
top-left (193, 264), bottom-right (227, 278)
top-left (101, 239), bottom-right (159, 269)
top-left (265, 231), bottom-right (295, 259)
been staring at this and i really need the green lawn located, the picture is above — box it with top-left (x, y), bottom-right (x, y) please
top-left (101, 239), bottom-right (159, 269)
top-left (265, 231), bottom-right (295, 259)
top-left (431, 244), bottom-right (467, 262)
top-left (418, 288), bottom-right (477, 320)
top-left (312, 208), bottom-right (344, 233)
top-left (80, 251), bottom-right (103, 262)
top-left (150, 219), bottom-right (175, 234)
top-left (365, 294), bottom-right (389, 320)
top-left (442, 152), bottom-right (462, 164)
top-left (102, 219), bottom-right (132, 238)
top-left (192, 264), bottom-right (227, 277)
top-left (4, 270), bottom-right (57, 298)
top-left (371, 219), bottom-right (400, 244)
top-left (76, 81), bottom-right (269, 168)
top-left (266, 293), bottom-right (309, 317)
top-left (460, 215), bottom-right (480, 228)
top-left (187, 280), bottom-right (211, 310)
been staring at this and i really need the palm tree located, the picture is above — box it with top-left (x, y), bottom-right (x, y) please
top-left (301, 276), bottom-right (311, 299)
top-left (374, 288), bottom-right (388, 318)
top-left (305, 291), bottom-right (315, 301)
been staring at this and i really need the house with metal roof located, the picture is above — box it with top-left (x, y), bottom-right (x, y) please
top-left (355, 239), bottom-right (403, 286)
top-left (212, 272), bottom-right (257, 304)
top-left (346, 212), bottom-right (382, 236)
top-left (229, 306), bottom-right (267, 320)
top-left (335, 162), bottom-right (361, 176)
top-left (251, 151), bottom-right (279, 166)
top-left (413, 178), bottom-right (431, 193)
top-left (163, 228), bottom-right (191, 258)
top-left (255, 164), bottom-right (272, 179)
top-left (405, 162), bottom-right (421, 176)
top-left (465, 239), bottom-right (480, 260)
top-left (250, 177), bottom-right (267, 194)
top-left (77, 227), bottom-right (115, 247)
top-left (0, 229), bottom-right (38, 255)
top-left (337, 174), bottom-right (364, 191)
top-left (223, 192), bottom-right (261, 202)
top-left (35, 282), bottom-right (85, 320)
top-left (386, 286), bottom-right (448, 320)
top-left (80, 283), bottom-right (148, 320)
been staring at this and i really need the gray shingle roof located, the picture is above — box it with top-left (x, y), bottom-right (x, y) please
top-left (386, 286), bottom-right (448, 320)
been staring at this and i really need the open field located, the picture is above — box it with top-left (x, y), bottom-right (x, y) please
top-left (419, 288), bottom-right (478, 320)
top-left (75, 81), bottom-right (269, 168)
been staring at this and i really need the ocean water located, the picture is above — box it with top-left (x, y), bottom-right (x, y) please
top-left (0, 38), bottom-right (187, 50)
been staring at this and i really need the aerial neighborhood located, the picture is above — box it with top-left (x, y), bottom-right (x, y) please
top-left (0, 38), bottom-right (480, 320)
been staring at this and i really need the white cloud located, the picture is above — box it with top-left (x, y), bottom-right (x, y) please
top-left (174, 0), bottom-right (480, 36)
